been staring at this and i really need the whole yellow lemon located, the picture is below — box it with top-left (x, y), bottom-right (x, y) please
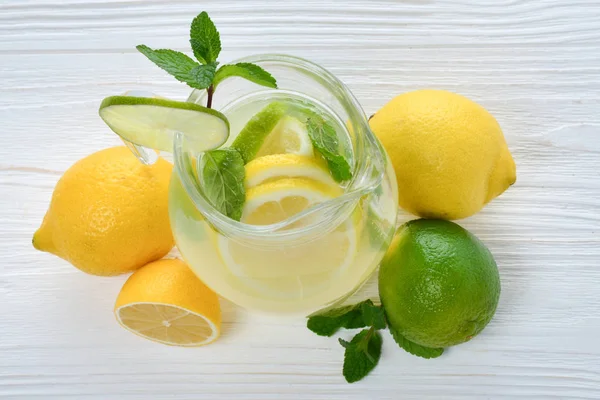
top-left (370, 90), bottom-right (516, 220)
top-left (33, 146), bottom-right (174, 276)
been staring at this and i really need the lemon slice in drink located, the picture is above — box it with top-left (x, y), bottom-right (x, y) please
top-left (114, 259), bottom-right (221, 346)
top-left (242, 177), bottom-right (340, 224)
top-left (217, 178), bottom-right (358, 300)
top-left (245, 154), bottom-right (335, 188)
top-left (255, 115), bottom-right (313, 158)
top-left (99, 96), bottom-right (229, 153)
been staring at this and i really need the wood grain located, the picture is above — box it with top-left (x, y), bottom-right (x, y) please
top-left (1, 0), bottom-right (599, 399)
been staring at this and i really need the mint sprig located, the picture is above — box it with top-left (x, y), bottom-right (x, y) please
top-left (307, 300), bottom-right (445, 383)
top-left (307, 300), bottom-right (386, 383)
top-left (306, 116), bottom-right (352, 182)
top-left (200, 148), bottom-right (246, 221)
top-left (137, 11), bottom-right (277, 108)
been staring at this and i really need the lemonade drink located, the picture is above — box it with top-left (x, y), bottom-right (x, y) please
top-left (170, 90), bottom-right (398, 314)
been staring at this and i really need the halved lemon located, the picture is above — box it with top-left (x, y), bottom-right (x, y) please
top-left (244, 154), bottom-right (336, 188)
top-left (114, 259), bottom-right (221, 346)
top-left (217, 178), bottom-right (358, 300)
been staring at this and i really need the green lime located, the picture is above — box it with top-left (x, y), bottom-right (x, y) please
top-left (379, 219), bottom-right (500, 348)
top-left (231, 101), bottom-right (287, 163)
top-left (99, 95), bottom-right (229, 153)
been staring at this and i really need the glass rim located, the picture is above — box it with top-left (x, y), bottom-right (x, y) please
top-left (174, 53), bottom-right (384, 240)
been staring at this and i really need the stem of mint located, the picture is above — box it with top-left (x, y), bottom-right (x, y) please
top-left (207, 84), bottom-right (215, 109)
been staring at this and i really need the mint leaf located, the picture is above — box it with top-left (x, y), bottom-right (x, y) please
top-left (200, 148), bottom-right (245, 221)
top-left (307, 299), bottom-right (383, 336)
top-left (190, 11), bottom-right (221, 64)
top-left (307, 116), bottom-right (338, 154)
top-left (324, 154), bottom-right (352, 182)
top-left (339, 329), bottom-right (382, 383)
top-left (306, 116), bottom-right (352, 182)
top-left (308, 316), bottom-right (354, 337)
top-left (307, 305), bottom-right (365, 336)
top-left (361, 302), bottom-right (386, 330)
top-left (191, 63), bottom-right (217, 89)
top-left (388, 324), bottom-right (444, 359)
top-left (136, 45), bottom-right (208, 89)
top-left (213, 63), bottom-right (277, 89)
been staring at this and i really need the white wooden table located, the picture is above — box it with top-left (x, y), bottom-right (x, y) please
top-left (2, 1), bottom-right (599, 399)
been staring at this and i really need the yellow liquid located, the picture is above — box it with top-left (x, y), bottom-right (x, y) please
top-left (169, 95), bottom-right (398, 314)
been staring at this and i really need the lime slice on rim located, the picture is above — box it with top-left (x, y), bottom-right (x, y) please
top-left (99, 96), bottom-right (229, 153)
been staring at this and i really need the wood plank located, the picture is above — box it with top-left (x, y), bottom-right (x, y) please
top-left (0, 0), bottom-right (599, 53)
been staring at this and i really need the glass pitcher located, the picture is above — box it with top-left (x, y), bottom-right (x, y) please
top-left (161, 54), bottom-right (398, 315)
